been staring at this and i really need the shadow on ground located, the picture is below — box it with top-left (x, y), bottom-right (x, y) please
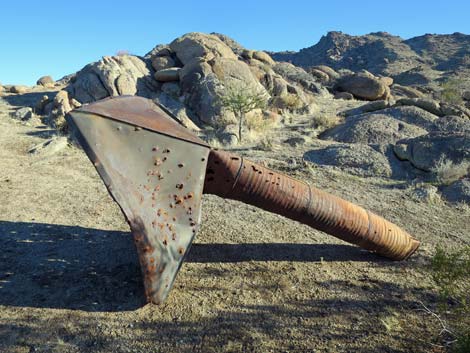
top-left (1, 220), bottom-right (394, 312)
top-left (2, 91), bottom-right (58, 108)
top-left (0, 220), bottom-right (437, 352)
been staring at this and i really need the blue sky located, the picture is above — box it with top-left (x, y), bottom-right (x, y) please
top-left (1, 0), bottom-right (469, 85)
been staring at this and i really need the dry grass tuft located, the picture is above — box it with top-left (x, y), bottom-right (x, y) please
top-left (431, 156), bottom-right (469, 185)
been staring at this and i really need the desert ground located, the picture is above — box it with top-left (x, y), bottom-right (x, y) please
top-left (1, 87), bottom-right (469, 353)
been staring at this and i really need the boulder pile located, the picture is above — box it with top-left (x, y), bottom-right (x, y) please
top-left (54, 32), bottom-right (327, 132)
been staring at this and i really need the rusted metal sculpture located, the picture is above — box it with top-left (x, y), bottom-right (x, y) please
top-left (68, 95), bottom-right (420, 304)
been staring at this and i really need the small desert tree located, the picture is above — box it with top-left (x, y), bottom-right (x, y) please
top-left (219, 81), bottom-right (268, 142)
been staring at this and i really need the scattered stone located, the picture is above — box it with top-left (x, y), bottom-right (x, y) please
top-left (28, 137), bottom-right (68, 156)
top-left (304, 143), bottom-right (393, 177)
top-left (463, 91), bottom-right (470, 101)
top-left (36, 76), bottom-right (54, 87)
top-left (441, 179), bottom-right (470, 204)
top-left (154, 67), bottom-right (181, 82)
top-left (12, 107), bottom-right (33, 121)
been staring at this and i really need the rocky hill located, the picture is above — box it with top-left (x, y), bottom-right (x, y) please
top-left (271, 31), bottom-right (470, 86)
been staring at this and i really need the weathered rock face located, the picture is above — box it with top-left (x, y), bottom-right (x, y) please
top-left (154, 67), bottom-right (181, 82)
top-left (66, 55), bottom-right (157, 103)
top-left (395, 98), bottom-right (442, 116)
top-left (169, 32), bottom-right (238, 65)
top-left (311, 65), bottom-right (339, 80)
top-left (394, 132), bottom-right (470, 171)
top-left (36, 76), bottom-right (54, 87)
top-left (334, 72), bottom-right (391, 101)
top-left (321, 113), bottom-right (427, 145)
top-left (431, 115), bottom-right (470, 134)
top-left (308, 68), bottom-right (330, 83)
top-left (273, 62), bottom-right (328, 95)
top-left (373, 106), bottom-right (439, 130)
top-left (391, 84), bottom-right (424, 98)
top-left (252, 51), bottom-right (275, 66)
top-left (151, 56), bottom-right (176, 71)
top-left (303, 143), bottom-right (393, 177)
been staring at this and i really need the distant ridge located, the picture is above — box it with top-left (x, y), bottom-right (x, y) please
top-left (270, 31), bottom-right (470, 78)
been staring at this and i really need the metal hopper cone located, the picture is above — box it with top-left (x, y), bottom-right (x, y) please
top-left (68, 95), bottom-right (420, 305)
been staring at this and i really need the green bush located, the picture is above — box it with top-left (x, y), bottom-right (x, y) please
top-left (440, 79), bottom-right (464, 105)
top-left (430, 246), bottom-right (470, 351)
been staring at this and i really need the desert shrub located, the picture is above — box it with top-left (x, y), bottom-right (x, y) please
top-left (258, 137), bottom-right (275, 151)
top-left (273, 93), bottom-right (304, 110)
top-left (219, 81), bottom-right (268, 142)
top-left (431, 156), bottom-right (469, 185)
top-left (245, 111), bottom-right (272, 133)
top-left (430, 246), bottom-right (470, 352)
top-left (310, 115), bottom-right (340, 130)
top-left (440, 79), bottom-right (464, 105)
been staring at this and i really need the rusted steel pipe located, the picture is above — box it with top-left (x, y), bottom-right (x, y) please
top-left (203, 150), bottom-right (419, 260)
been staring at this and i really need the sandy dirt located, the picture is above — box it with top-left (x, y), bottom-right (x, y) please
top-left (0, 92), bottom-right (469, 353)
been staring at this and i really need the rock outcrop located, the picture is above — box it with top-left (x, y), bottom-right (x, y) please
top-left (394, 132), bottom-right (470, 171)
top-left (66, 55), bottom-right (158, 103)
top-left (63, 32), bottom-right (324, 129)
top-left (334, 72), bottom-right (392, 101)
top-left (36, 76), bottom-right (54, 87)
top-left (321, 113), bottom-right (427, 145)
top-left (304, 143), bottom-right (393, 177)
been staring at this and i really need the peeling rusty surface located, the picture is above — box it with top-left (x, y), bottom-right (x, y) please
top-left (68, 106), bottom-right (209, 304)
top-left (203, 150), bottom-right (420, 261)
